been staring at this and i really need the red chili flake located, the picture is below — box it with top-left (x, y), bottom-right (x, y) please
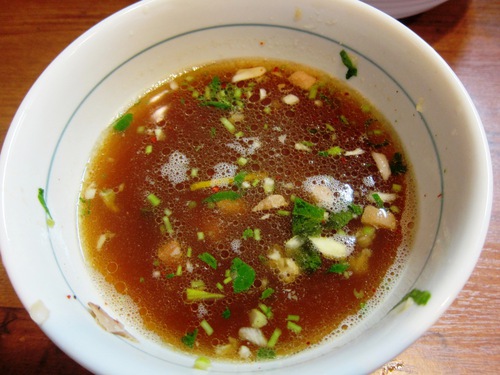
top-left (212, 186), bottom-right (220, 193)
top-left (151, 135), bottom-right (157, 143)
top-left (66, 295), bottom-right (71, 299)
top-left (341, 157), bottom-right (347, 164)
top-left (437, 193), bottom-right (443, 198)
top-left (273, 67), bottom-right (280, 72)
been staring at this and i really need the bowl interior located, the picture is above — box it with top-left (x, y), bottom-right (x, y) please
top-left (0, 0), bottom-right (491, 374)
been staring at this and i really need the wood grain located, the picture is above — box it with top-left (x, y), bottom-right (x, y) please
top-left (0, 0), bottom-right (498, 373)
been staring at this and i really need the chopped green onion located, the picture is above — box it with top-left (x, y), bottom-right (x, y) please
top-left (112, 113), bottom-right (133, 132)
top-left (254, 228), bottom-right (261, 241)
top-left (286, 314), bottom-right (300, 322)
top-left (276, 210), bottom-right (291, 216)
top-left (176, 265), bottom-right (183, 276)
top-left (147, 193), bottom-right (161, 207)
top-left (220, 117), bottom-right (236, 134)
top-left (191, 280), bottom-right (206, 289)
top-left (259, 303), bottom-right (273, 319)
top-left (260, 287), bottom-right (274, 300)
top-left (267, 328), bottom-right (282, 348)
top-left (200, 319), bottom-right (214, 336)
top-left (194, 356), bottom-right (211, 370)
top-left (287, 321), bottom-right (302, 334)
top-left (371, 193), bottom-right (384, 208)
top-left (339, 115), bottom-right (349, 124)
top-left (187, 246), bottom-right (193, 257)
top-left (242, 228), bottom-right (254, 240)
top-left (145, 144), bottom-right (153, 154)
top-left (162, 215), bottom-right (174, 235)
top-left (223, 276), bottom-right (233, 284)
top-left (197, 231), bottom-right (205, 241)
top-left (308, 84), bottom-right (319, 99)
top-left (340, 49), bottom-right (358, 80)
top-left (190, 168), bottom-right (199, 178)
top-left (235, 131), bottom-right (244, 138)
top-left (263, 106), bottom-right (271, 114)
top-left (37, 188), bottom-right (55, 227)
top-left (237, 157), bottom-right (248, 166)
top-left (198, 252), bottom-right (217, 269)
top-left (187, 200), bottom-right (197, 209)
top-left (216, 282), bottom-right (224, 291)
top-left (392, 183), bottom-right (402, 192)
top-left (186, 288), bottom-right (224, 301)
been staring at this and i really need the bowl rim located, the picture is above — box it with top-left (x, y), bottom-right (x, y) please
top-left (0, 0), bottom-right (493, 374)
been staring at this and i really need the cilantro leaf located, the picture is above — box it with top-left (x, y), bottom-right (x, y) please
top-left (325, 210), bottom-right (353, 231)
top-left (327, 262), bottom-right (350, 274)
top-left (198, 252), bottom-right (218, 269)
top-left (291, 197), bottom-right (325, 237)
top-left (181, 329), bottom-right (198, 348)
top-left (404, 288), bottom-right (431, 306)
top-left (390, 152), bottom-right (408, 175)
top-left (203, 191), bottom-right (241, 203)
top-left (257, 347), bottom-right (276, 360)
top-left (230, 257), bottom-right (256, 293)
top-left (222, 307), bottom-right (231, 319)
top-left (293, 241), bottom-right (322, 273)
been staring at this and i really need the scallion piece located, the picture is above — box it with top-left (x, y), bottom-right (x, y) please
top-left (112, 113), bottom-right (133, 132)
top-left (200, 319), bottom-right (214, 336)
top-left (287, 321), bottom-right (302, 334)
top-left (147, 193), bottom-right (161, 207)
top-left (194, 356), bottom-right (211, 370)
top-left (220, 117), bottom-right (236, 134)
top-left (267, 328), bottom-right (282, 348)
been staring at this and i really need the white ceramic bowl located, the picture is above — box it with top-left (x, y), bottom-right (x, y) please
top-left (362, 0), bottom-right (449, 18)
top-left (0, 0), bottom-right (492, 374)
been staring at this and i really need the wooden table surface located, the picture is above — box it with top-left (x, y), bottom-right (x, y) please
top-left (0, 0), bottom-right (498, 373)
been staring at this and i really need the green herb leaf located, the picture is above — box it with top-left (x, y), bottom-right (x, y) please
top-left (181, 328), bottom-right (198, 348)
top-left (325, 210), bottom-right (353, 231)
top-left (230, 257), bottom-right (256, 293)
top-left (222, 307), bottom-right (231, 319)
top-left (390, 152), bottom-right (408, 175)
top-left (233, 171), bottom-right (248, 188)
top-left (257, 347), bottom-right (276, 360)
top-left (112, 113), bottom-right (133, 132)
top-left (404, 288), bottom-right (431, 306)
top-left (327, 262), bottom-right (350, 274)
top-left (291, 197), bottom-right (325, 237)
top-left (293, 241), bottom-right (322, 273)
top-left (203, 191), bottom-right (241, 203)
top-left (340, 49), bottom-right (358, 80)
top-left (348, 204), bottom-right (363, 216)
top-left (198, 252), bottom-right (218, 269)
top-left (260, 288), bottom-right (275, 300)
